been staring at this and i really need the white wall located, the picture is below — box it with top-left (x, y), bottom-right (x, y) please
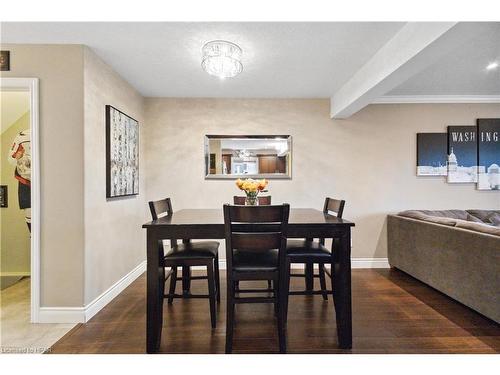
top-left (144, 98), bottom-right (500, 259)
top-left (83, 47), bottom-right (146, 305)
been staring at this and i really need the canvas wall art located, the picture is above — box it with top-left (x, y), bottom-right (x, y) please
top-left (447, 126), bottom-right (478, 183)
top-left (416, 133), bottom-right (447, 176)
top-left (106, 105), bottom-right (139, 198)
top-left (477, 118), bottom-right (500, 190)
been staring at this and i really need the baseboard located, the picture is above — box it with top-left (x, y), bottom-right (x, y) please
top-left (38, 307), bottom-right (85, 324)
top-left (37, 260), bottom-right (146, 324)
top-left (84, 260), bottom-right (146, 322)
top-left (351, 258), bottom-right (390, 268)
top-left (0, 271), bottom-right (31, 277)
top-left (191, 258), bottom-right (390, 270)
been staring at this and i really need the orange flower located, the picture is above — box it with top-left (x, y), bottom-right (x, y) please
top-left (258, 179), bottom-right (268, 191)
top-left (235, 178), bottom-right (244, 190)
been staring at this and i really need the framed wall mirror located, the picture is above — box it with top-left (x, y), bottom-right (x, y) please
top-left (204, 135), bottom-right (292, 179)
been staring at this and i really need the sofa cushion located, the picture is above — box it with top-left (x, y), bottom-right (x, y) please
top-left (455, 220), bottom-right (500, 236)
top-left (466, 210), bottom-right (500, 225)
top-left (398, 210), bottom-right (458, 226)
top-left (466, 214), bottom-right (486, 223)
top-left (417, 210), bottom-right (470, 220)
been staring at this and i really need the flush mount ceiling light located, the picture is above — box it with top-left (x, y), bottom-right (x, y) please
top-left (486, 61), bottom-right (499, 71)
top-left (202, 40), bottom-right (243, 79)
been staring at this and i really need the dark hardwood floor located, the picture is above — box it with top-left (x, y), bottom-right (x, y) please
top-left (49, 268), bottom-right (500, 354)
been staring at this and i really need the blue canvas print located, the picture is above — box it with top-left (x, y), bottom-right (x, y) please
top-left (416, 133), bottom-right (447, 176)
top-left (477, 119), bottom-right (500, 190)
top-left (447, 126), bottom-right (478, 183)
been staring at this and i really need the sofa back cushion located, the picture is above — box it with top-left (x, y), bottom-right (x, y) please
top-left (466, 210), bottom-right (500, 226)
top-left (455, 220), bottom-right (500, 236)
top-left (398, 210), bottom-right (458, 226)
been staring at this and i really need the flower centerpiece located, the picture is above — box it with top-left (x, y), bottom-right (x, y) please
top-left (235, 178), bottom-right (268, 205)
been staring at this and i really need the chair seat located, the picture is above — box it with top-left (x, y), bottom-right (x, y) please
top-left (165, 241), bottom-right (219, 260)
top-left (232, 249), bottom-right (279, 272)
top-left (286, 239), bottom-right (331, 260)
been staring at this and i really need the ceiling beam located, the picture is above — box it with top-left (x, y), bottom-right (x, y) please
top-left (330, 22), bottom-right (495, 119)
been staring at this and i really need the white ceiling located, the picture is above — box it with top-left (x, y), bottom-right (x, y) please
top-left (388, 23), bottom-right (500, 95)
top-left (1, 22), bottom-right (499, 99)
top-left (0, 22), bottom-right (404, 98)
top-left (0, 90), bottom-right (30, 134)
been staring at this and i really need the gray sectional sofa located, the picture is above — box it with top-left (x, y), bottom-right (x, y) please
top-left (387, 209), bottom-right (500, 323)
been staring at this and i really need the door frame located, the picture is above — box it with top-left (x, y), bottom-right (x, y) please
top-left (1, 77), bottom-right (40, 322)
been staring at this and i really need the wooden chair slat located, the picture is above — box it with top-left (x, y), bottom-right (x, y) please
top-left (231, 232), bottom-right (282, 252)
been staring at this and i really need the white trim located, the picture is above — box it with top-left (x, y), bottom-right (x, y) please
top-left (38, 307), bottom-right (85, 324)
top-left (0, 271), bottom-right (31, 277)
top-left (0, 78), bottom-right (40, 323)
top-left (372, 95), bottom-right (500, 104)
top-left (192, 258), bottom-right (390, 270)
top-left (84, 260), bottom-right (146, 322)
top-left (351, 258), bottom-right (390, 269)
top-left (37, 261), bottom-right (146, 323)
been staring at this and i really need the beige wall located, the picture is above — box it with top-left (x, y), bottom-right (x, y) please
top-left (144, 99), bottom-right (500, 258)
top-left (83, 48), bottom-right (146, 304)
top-left (1, 111), bottom-right (31, 275)
top-left (1, 44), bottom-right (85, 306)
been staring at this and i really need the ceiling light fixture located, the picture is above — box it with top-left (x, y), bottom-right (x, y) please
top-left (202, 40), bottom-right (243, 79)
top-left (486, 61), bottom-right (499, 71)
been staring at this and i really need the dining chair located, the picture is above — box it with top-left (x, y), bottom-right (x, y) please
top-left (223, 203), bottom-right (290, 353)
top-left (283, 198), bottom-right (345, 320)
top-left (148, 197), bottom-right (221, 328)
top-left (233, 195), bottom-right (273, 290)
top-left (233, 195), bottom-right (272, 205)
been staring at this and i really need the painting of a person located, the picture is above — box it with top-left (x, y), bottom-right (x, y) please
top-left (8, 128), bottom-right (31, 232)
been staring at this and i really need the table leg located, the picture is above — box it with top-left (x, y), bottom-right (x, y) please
top-left (146, 230), bottom-right (163, 353)
top-left (333, 230), bottom-right (352, 349)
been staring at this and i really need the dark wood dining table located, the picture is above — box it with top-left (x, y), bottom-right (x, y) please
top-left (142, 208), bottom-right (355, 353)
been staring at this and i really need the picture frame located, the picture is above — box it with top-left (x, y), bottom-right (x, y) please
top-left (446, 125), bottom-right (478, 183)
top-left (416, 133), bottom-right (448, 176)
top-left (105, 105), bottom-right (139, 198)
top-left (477, 118), bottom-right (500, 190)
top-left (0, 185), bottom-right (7, 208)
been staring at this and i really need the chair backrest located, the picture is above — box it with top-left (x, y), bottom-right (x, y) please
top-left (148, 197), bottom-right (173, 220)
top-left (323, 197), bottom-right (345, 218)
top-left (233, 196), bottom-right (272, 205)
top-left (224, 204), bottom-right (290, 276)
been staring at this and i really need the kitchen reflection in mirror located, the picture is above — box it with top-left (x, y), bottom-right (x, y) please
top-left (204, 135), bottom-right (292, 179)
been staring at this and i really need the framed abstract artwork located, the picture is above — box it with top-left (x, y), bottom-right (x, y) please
top-left (106, 105), bottom-right (139, 198)
top-left (447, 126), bottom-right (478, 183)
top-left (416, 133), bottom-right (447, 176)
top-left (477, 119), bottom-right (500, 190)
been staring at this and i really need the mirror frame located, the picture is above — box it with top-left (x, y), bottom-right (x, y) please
top-left (204, 135), bottom-right (292, 180)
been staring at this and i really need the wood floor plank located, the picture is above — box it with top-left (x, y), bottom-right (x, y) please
top-left (49, 269), bottom-right (500, 354)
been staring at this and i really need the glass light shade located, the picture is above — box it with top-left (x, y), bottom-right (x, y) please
top-left (202, 40), bottom-right (243, 79)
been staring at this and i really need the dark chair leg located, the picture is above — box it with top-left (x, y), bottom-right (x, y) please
top-left (273, 279), bottom-right (279, 317)
top-left (305, 262), bottom-right (314, 291)
top-left (283, 259), bottom-right (291, 324)
top-left (168, 266), bottom-right (177, 304)
top-left (206, 261), bottom-right (217, 329)
top-left (182, 266), bottom-right (191, 295)
top-left (225, 279), bottom-right (235, 354)
top-left (268, 280), bottom-right (272, 289)
top-left (318, 263), bottom-right (328, 301)
top-left (277, 275), bottom-right (287, 353)
top-left (215, 254), bottom-right (221, 303)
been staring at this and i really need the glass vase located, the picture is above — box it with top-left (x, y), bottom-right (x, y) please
top-left (245, 192), bottom-right (258, 206)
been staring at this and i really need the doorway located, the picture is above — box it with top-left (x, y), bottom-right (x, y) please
top-left (0, 78), bottom-right (39, 325)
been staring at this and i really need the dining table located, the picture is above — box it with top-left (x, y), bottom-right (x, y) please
top-left (142, 208), bottom-right (355, 353)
